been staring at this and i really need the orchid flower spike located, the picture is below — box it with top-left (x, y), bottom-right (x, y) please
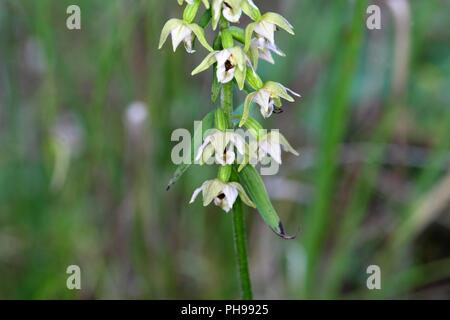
top-left (240, 81), bottom-right (300, 125)
top-left (159, 19), bottom-right (213, 53)
top-left (190, 179), bottom-right (255, 212)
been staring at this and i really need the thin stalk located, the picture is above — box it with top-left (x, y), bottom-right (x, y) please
top-left (221, 81), bottom-right (252, 299)
top-left (232, 198), bottom-right (253, 299)
top-left (222, 82), bottom-right (233, 127)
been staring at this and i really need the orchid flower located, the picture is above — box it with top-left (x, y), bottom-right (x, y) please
top-left (211, 0), bottom-right (260, 30)
top-left (191, 47), bottom-right (249, 89)
top-left (257, 131), bottom-right (299, 164)
top-left (240, 81), bottom-right (300, 125)
top-left (244, 12), bottom-right (294, 51)
top-left (196, 129), bottom-right (246, 165)
top-left (190, 179), bottom-right (255, 212)
top-left (249, 36), bottom-right (285, 67)
top-left (159, 19), bottom-right (213, 53)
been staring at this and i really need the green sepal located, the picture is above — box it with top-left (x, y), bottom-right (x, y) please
top-left (261, 12), bottom-right (295, 35)
top-left (241, 0), bottom-right (261, 21)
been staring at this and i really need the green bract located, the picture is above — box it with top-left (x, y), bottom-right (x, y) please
top-left (237, 165), bottom-right (295, 239)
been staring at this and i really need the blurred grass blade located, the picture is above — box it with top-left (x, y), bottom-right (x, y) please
top-left (236, 165), bottom-right (295, 239)
top-left (166, 111), bottom-right (214, 190)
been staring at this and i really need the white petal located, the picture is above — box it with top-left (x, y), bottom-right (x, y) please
top-left (222, 185), bottom-right (239, 212)
top-left (195, 136), bottom-right (212, 161)
top-left (212, 0), bottom-right (223, 29)
top-left (285, 86), bottom-right (301, 97)
top-left (253, 37), bottom-right (278, 64)
top-left (214, 197), bottom-right (223, 207)
top-left (254, 21), bottom-right (276, 44)
top-left (215, 49), bottom-right (232, 66)
top-left (254, 89), bottom-right (274, 118)
top-left (216, 65), bottom-right (235, 83)
top-left (183, 33), bottom-right (195, 54)
top-left (215, 152), bottom-right (226, 166)
top-left (210, 131), bottom-right (228, 152)
top-left (259, 139), bottom-right (282, 164)
top-left (223, 6), bottom-right (242, 23)
top-left (230, 133), bottom-right (246, 156)
top-left (171, 25), bottom-right (192, 52)
top-left (259, 47), bottom-right (275, 64)
top-left (189, 186), bottom-right (203, 204)
top-left (266, 40), bottom-right (285, 57)
top-left (224, 149), bottom-right (236, 165)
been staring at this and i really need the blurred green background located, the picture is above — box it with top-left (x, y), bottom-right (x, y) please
top-left (1, 0), bottom-right (449, 299)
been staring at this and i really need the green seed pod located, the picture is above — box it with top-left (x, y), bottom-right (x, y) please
top-left (215, 108), bottom-right (228, 131)
top-left (245, 68), bottom-right (263, 91)
top-left (218, 165), bottom-right (232, 182)
top-left (221, 29), bottom-right (234, 49)
top-left (243, 116), bottom-right (263, 137)
top-left (183, 2), bottom-right (200, 24)
top-left (228, 26), bottom-right (245, 44)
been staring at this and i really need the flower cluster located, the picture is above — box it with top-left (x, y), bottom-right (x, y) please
top-left (160, 0), bottom-right (300, 232)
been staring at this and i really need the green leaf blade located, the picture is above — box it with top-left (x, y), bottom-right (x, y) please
top-left (237, 165), bottom-right (296, 239)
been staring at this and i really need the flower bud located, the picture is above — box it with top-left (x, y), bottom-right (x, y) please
top-left (218, 165), bottom-right (232, 182)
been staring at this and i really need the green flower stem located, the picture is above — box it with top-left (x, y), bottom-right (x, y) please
top-left (232, 197), bottom-right (253, 300)
top-left (218, 15), bottom-right (252, 300)
top-left (221, 77), bottom-right (252, 299)
top-left (222, 82), bottom-right (233, 127)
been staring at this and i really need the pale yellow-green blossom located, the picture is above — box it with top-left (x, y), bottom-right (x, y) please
top-left (244, 12), bottom-right (294, 51)
top-left (195, 129), bottom-right (246, 165)
top-left (159, 19), bottom-right (213, 53)
top-left (191, 47), bottom-right (249, 89)
top-left (190, 179), bottom-right (255, 212)
top-left (240, 81), bottom-right (300, 125)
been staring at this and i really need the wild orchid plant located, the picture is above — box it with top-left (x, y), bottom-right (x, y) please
top-left (160, 0), bottom-right (300, 299)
